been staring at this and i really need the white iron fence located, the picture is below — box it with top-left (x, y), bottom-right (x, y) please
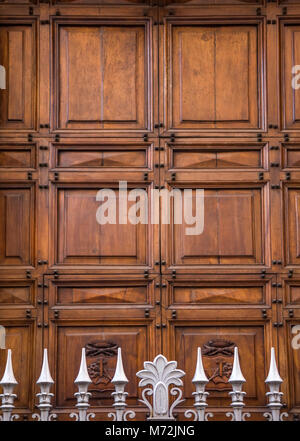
top-left (0, 346), bottom-right (288, 422)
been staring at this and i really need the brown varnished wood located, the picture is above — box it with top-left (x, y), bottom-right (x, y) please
top-left (2, 0), bottom-right (300, 420)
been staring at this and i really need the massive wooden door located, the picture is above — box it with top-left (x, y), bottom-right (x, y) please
top-left (1, 0), bottom-right (300, 421)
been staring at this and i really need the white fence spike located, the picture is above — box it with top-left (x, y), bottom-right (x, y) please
top-left (228, 347), bottom-right (246, 384)
top-left (111, 348), bottom-right (128, 384)
top-left (185, 347), bottom-right (212, 421)
top-left (263, 347), bottom-right (288, 421)
top-left (70, 348), bottom-right (93, 421)
top-left (192, 347), bottom-right (208, 384)
top-left (265, 347), bottom-right (283, 384)
top-left (108, 347), bottom-right (134, 422)
top-left (37, 349), bottom-right (54, 386)
top-left (0, 349), bottom-right (17, 387)
top-left (74, 348), bottom-right (91, 386)
top-left (33, 349), bottom-right (56, 421)
top-left (0, 350), bottom-right (19, 421)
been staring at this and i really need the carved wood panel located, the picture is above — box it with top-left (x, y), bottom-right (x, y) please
top-left (49, 322), bottom-right (152, 409)
top-left (171, 323), bottom-right (269, 407)
top-left (53, 19), bottom-right (152, 133)
top-left (163, 18), bottom-right (264, 135)
top-left (0, 20), bottom-right (36, 132)
top-left (0, 184), bottom-right (35, 267)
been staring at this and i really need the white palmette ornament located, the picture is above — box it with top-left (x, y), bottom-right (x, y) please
top-left (264, 347), bottom-right (288, 421)
top-left (136, 354), bottom-right (185, 420)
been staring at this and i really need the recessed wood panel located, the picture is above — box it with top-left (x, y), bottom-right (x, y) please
top-left (286, 283), bottom-right (300, 305)
top-left (172, 147), bottom-right (263, 169)
top-left (54, 145), bottom-right (148, 169)
top-left (166, 21), bottom-right (262, 132)
top-left (281, 22), bottom-right (300, 131)
top-left (283, 144), bottom-right (300, 168)
top-left (55, 186), bottom-right (149, 267)
top-left (0, 144), bottom-right (35, 168)
top-left (0, 187), bottom-right (33, 266)
top-left (0, 282), bottom-right (33, 305)
top-left (0, 325), bottom-right (35, 409)
top-left (286, 322), bottom-right (300, 408)
top-left (54, 323), bottom-right (148, 407)
top-left (171, 283), bottom-right (265, 306)
top-left (174, 324), bottom-right (266, 405)
top-left (285, 187), bottom-right (300, 265)
top-left (169, 186), bottom-right (264, 267)
top-left (0, 23), bottom-right (36, 131)
top-left (49, 279), bottom-right (153, 306)
top-left (55, 22), bottom-right (150, 132)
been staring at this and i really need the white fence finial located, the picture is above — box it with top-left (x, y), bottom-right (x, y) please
top-left (265, 347), bottom-right (282, 384)
top-left (74, 348), bottom-right (92, 388)
top-left (109, 347), bottom-right (135, 422)
top-left (264, 347), bottom-right (288, 421)
top-left (185, 347), bottom-right (213, 421)
top-left (70, 348), bottom-right (94, 421)
top-left (112, 347), bottom-right (128, 384)
top-left (37, 348), bottom-right (54, 386)
top-left (226, 347), bottom-right (249, 421)
top-left (0, 349), bottom-right (19, 421)
top-left (228, 347), bottom-right (246, 384)
top-left (33, 349), bottom-right (56, 421)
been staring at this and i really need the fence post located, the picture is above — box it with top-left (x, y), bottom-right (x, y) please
top-left (226, 347), bottom-right (250, 421)
top-left (0, 350), bottom-right (19, 421)
top-left (185, 347), bottom-right (213, 421)
top-left (109, 348), bottom-right (135, 421)
top-left (32, 349), bottom-right (56, 421)
top-left (264, 347), bottom-right (288, 421)
top-left (70, 348), bottom-right (94, 421)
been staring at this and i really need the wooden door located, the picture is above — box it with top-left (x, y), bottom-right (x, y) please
top-left (0, 0), bottom-right (300, 421)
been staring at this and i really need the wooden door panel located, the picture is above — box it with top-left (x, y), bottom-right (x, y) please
top-left (46, 274), bottom-right (158, 313)
top-left (164, 275), bottom-right (273, 310)
top-left (51, 184), bottom-right (154, 270)
top-left (52, 144), bottom-right (150, 170)
top-left (280, 20), bottom-right (300, 131)
top-left (49, 140), bottom-right (155, 183)
top-left (0, 143), bottom-right (36, 169)
top-left (54, 20), bottom-right (151, 132)
top-left (0, 279), bottom-right (35, 306)
top-left (52, 0), bottom-right (151, 4)
top-left (164, 184), bottom-right (267, 270)
top-left (282, 143), bottom-right (300, 169)
top-left (0, 21), bottom-right (36, 131)
top-left (284, 185), bottom-right (300, 266)
top-left (280, 320), bottom-right (300, 411)
top-left (50, 322), bottom-right (152, 408)
top-left (169, 323), bottom-right (269, 408)
top-left (164, 19), bottom-right (263, 134)
top-left (0, 185), bottom-right (35, 267)
top-left (166, 141), bottom-right (267, 172)
top-left (0, 323), bottom-right (36, 411)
